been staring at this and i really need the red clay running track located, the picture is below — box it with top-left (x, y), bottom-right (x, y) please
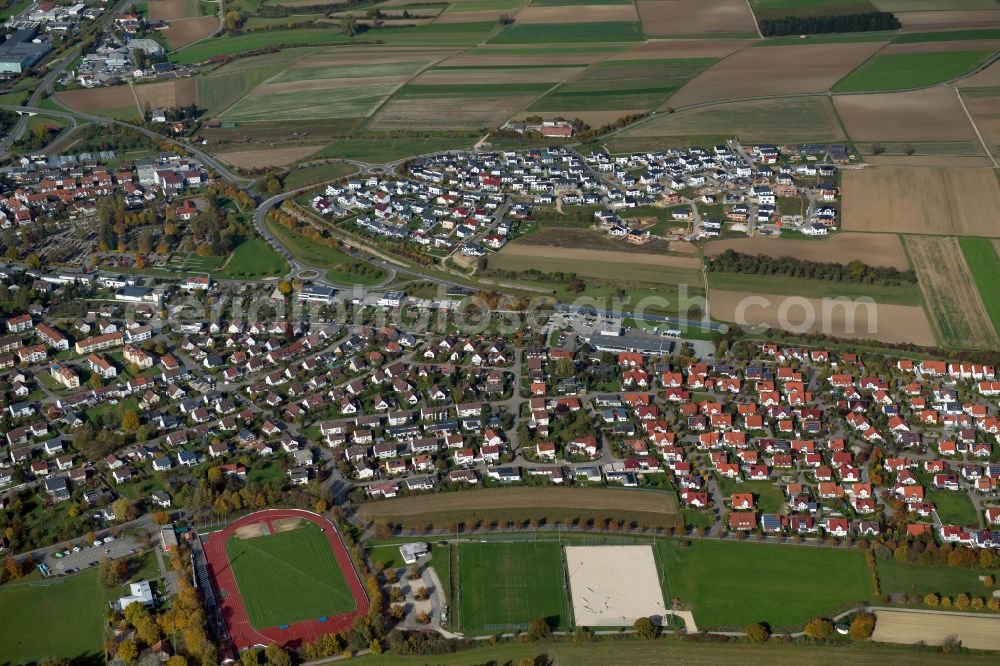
top-left (201, 509), bottom-right (369, 651)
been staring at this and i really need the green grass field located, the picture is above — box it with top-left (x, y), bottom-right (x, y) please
top-left (657, 540), bottom-right (872, 629)
top-left (456, 542), bottom-right (568, 632)
top-left (717, 478), bottom-right (787, 513)
top-left (892, 28), bottom-right (1000, 44)
top-left (0, 569), bottom-right (111, 663)
top-left (282, 162), bottom-right (357, 190)
top-left (226, 522), bottom-right (356, 628)
top-left (220, 82), bottom-right (399, 121)
top-left (750, 0), bottom-right (878, 20)
top-left (877, 558), bottom-right (996, 600)
top-left (707, 272), bottom-right (923, 306)
top-left (959, 236), bottom-right (1000, 337)
top-left (927, 490), bottom-right (979, 526)
top-left (215, 238), bottom-right (289, 280)
top-left (172, 29), bottom-right (351, 64)
top-left (264, 218), bottom-right (387, 285)
top-left (832, 50), bottom-right (993, 92)
top-left (490, 21), bottom-right (644, 44)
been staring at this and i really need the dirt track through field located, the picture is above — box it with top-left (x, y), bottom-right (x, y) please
top-left (705, 233), bottom-right (911, 270)
top-left (356, 487), bottom-right (679, 518)
top-left (708, 290), bottom-right (937, 346)
top-left (904, 235), bottom-right (997, 348)
top-left (663, 41), bottom-right (886, 108)
top-left (872, 609), bottom-right (1000, 650)
top-left (834, 87), bottom-right (978, 143)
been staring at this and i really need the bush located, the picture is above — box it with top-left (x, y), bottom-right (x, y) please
top-left (746, 623), bottom-right (770, 643)
top-left (634, 617), bottom-right (658, 640)
top-left (803, 618), bottom-right (834, 639)
top-left (849, 613), bottom-right (876, 640)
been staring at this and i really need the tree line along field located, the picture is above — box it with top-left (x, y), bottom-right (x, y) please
top-left (342, 640), bottom-right (1000, 666)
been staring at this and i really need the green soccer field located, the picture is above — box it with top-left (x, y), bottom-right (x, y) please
top-left (226, 523), bottom-right (356, 629)
top-left (455, 542), bottom-right (569, 633)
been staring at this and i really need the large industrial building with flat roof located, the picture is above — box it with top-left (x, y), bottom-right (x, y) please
top-left (0, 29), bottom-right (51, 74)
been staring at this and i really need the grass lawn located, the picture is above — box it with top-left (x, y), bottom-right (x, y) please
top-left (0, 568), bottom-right (111, 663)
top-left (927, 490), bottom-right (979, 526)
top-left (85, 399), bottom-right (139, 426)
top-left (706, 271), bottom-right (923, 306)
top-left (832, 50), bottom-right (992, 92)
top-left (215, 238), bottom-right (289, 280)
top-left (681, 509), bottom-right (715, 530)
top-left (283, 162), bottom-right (357, 190)
top-left (717, 478), bottom-right (786, 514)
top-left (455, 542), bottom-right (568, 632)
top-left (347, 639), bottom-right (1000, 665)
top-left (876, 558), bottom-right (996, 600)
top-left (657, 540), bottom-right (872, 629)
top-left (959, 236), bottom-right (1000, 338)
top-left (263, 218), bottom-right (386, 285)
top-left (226, 522), bottom-right (356, 628)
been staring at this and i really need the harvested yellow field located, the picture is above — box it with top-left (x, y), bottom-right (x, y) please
top-left (841, 167), bottom-right (1000, 236)
top-left (904, 235), bottom-right (997, 348)
top-left (705, 233), bottom-right (911, 270)
top-left (872, 609), bottom-right (1000, 651)
top-left (708, 290), bottom-right (937, 346)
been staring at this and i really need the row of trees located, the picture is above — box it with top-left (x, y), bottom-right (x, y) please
top-left (706, 249), bottom-right (917, 285)
top-left (759, 12), bottom-right (901, 36)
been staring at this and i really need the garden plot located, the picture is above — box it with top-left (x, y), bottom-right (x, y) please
top-left (637, 0), bottom-right (758, 35)
top-left (566, 546), bottom-right (667, 627)
top-left (662, 41), bottom-right (886, 108)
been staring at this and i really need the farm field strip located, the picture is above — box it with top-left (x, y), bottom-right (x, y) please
top-left (704, 233), bottom-right (912, 270)
top-left (840, 166), bottom-right (1000, 236)
top-left (904, 235), bottom-right (998, 349)
top-left (958, 236), bottom-right (1000, 338)
top-left (623, 97), bottom-right (845, 143)
top-left (708, 289), bottom-right (938, 346)
top-left (831, 50), bottom-right (995, 92)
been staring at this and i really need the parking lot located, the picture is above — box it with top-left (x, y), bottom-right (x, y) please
top-left (46, 534), bottom-right (141, 575)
